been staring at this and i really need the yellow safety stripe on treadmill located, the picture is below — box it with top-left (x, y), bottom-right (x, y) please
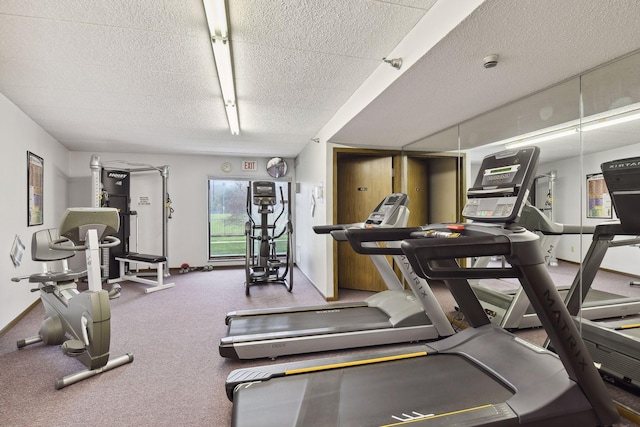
top-left (284, 351), bottom-right (428, 375)
top-left (615, 323), bottom-right (640, 330)
top-left (378, 404), bottom-right (495, 426)
top-left (615, 399), bottom-right (640, 425)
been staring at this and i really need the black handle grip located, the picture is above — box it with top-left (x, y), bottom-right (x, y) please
top-left (313, 224), bottom-right (346, 234)
top-left (330, 230), bottom-right (347, 241)
top-left (344, 227), bottom-right (423, 255)
top-left (401, 234), bottom-right (518, 280)
top-left (560, 224), bottom-right (596, 234)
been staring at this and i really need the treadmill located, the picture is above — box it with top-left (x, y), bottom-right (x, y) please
top-left (219, 193), bottom-right (455, 360)
top-left (559, 156), bottom-right (640, 393)
top-left (471, 203), bottom-right (640, 329)
top-left (225, 147), bottom-right (619, 427)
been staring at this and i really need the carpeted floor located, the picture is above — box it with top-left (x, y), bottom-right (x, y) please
top-left (0, 264), bottom-right (638, 426)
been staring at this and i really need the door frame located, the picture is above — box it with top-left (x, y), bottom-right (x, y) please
top-left (331, 148), bottom-right (402, 300)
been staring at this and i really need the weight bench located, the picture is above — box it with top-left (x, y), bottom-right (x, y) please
top-left (110, 253), bottom-right (175, 293)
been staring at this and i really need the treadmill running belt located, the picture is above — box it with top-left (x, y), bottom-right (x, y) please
top-left (227, 306), bottom-right (397, 336)
top-left (232, 354), bottom-right (514, 426)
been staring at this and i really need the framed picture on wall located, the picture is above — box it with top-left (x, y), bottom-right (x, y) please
top-left (586, 172), bottom-right (612, 219)
top-left (27, 151), bottom-right (44, 226)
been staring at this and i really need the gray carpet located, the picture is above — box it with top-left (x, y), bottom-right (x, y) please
top-left (0, 264), bottom-right (638, 426)
top-left (0, 267), bottom-right (390, 427)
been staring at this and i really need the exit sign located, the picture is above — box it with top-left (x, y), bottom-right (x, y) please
top-left (242, 160), bottom-right (258, 171)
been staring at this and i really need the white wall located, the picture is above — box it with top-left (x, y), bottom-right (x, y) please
top-left (0, 92), bottom-right (70, 331)
top-left (67, 151), bottom-right (294, 269)
top-left (540, 142), bottom-right (640, 277)
top-left (293, 140), bottom-right (334, 299)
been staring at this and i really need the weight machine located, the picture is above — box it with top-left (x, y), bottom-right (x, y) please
top-left (90, 155), bottom-right (174, 293)
top-left (531, 170), bottom-right (558, 266)
top-left (244, 181), bottom-right (293, 295)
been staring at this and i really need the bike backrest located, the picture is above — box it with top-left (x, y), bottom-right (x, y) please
top-left (31, 228), bottom-right (75, 262)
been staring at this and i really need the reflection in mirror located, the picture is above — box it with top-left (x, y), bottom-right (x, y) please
top-left (266, 157), bottom-right (288, 178)
top-left (401, 126), bottom-right (464, 226)
top-left (401, 49), bottom-right (640, 408)
top-left (574, 52), bottom-right (640, 394)
top-left (459, 77), bottom-right (581, 166)
top-left (403, 126), bottom-right (459, 153)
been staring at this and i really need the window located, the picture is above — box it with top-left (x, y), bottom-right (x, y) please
top-left (208, 179), bottom-right (291, 260)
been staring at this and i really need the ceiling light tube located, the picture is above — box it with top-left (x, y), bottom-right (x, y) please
top-left (504, 128), bottom-right (578, 150)
top-left (225, 103), bottom-right (240, 135)
top-left (582, 110), bottom-right (640, 132)
top-left (487, 104), bottom-right (640, 152)
top-left (203, 0), bottom-right (228, 39)
top-left (211, 38), bottom-right (235, 103)
top-left (203, 0), bottom-right (239, 135)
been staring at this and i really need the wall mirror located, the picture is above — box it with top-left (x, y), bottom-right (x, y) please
top-left (266, 157), bottom-right (288, 178)
top-left (402, 49), bottom-right (640, 340)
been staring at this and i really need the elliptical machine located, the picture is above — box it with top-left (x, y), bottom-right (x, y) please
top-left (244, 181), bottom-right (293, 295)
top-left (12, 207), bottom-right (134, 389)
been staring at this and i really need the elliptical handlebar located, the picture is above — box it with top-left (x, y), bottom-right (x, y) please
top-left (49, 235), bottom-right (120, 251)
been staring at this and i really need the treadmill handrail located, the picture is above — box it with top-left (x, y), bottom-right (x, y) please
top-left (342, 226), bottom-right (457, 336)
top-left (402, 232), bottom-right (519, 280)
top-left (559, 224), bottom-right (596, 234)
top-left (343, 227), bottom-right (423, 255)
top-left (400, 223), bottom-right (619, 426)
top-left (313, 224), bottom-right (350, 234)
top-left (329, 229), bottom-right (348, 241)
top-left (520, 204), bottom-right (596, 235)
top-left (564, 221), bottom-right (640, 316)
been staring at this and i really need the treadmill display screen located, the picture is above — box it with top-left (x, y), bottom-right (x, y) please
top-left (463, 147), bottom-right (539, 223)
top-left (602, 156), bottom-right (640, 233)
top-left (385, 195), bottom-right (400, 205)
top-left (482, 164), bottom-right (521, 187)
top-left (365, 193), bottom-right (408, 226)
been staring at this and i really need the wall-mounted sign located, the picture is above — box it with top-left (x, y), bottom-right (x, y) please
top-left (586, 173), bottom-right (611, 219)
top-left (27, 151), bottom-right (44, 226)
top-left (138, 196), bottom-right (151, 206)
top-left (242, 160), bottom-right (258, 171)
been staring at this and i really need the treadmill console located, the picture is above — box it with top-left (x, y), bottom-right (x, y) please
top-left (462, 147), bottom-right (540, 223)
top-left (602, 156), bottom-right (640, 233)
top-left (364, 193), bottom-right (409, 227)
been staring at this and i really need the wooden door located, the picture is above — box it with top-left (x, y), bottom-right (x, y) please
top-left (405, 157), bottom-right (429, 227)
top-left (405, 156), bottom-right (461, 227)
top-left (427, 157), bottom-right (459, 223)
top-left (337, 155), bottom-right (393, 292)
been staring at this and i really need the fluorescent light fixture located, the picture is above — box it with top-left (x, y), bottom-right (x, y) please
top-left (582, 110), bottom-right (640, 132)
top-left (503, 128), bottom-right (578, 149)
top-left (481, 104), bottom-right (640, 152)
top-left (203, 0), bottom-right (228, 39)
top-left (203, 0), bottom-right (239, 135)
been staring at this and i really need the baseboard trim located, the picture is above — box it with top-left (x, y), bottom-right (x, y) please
top-left (0, 299), bottom-right (40, 338)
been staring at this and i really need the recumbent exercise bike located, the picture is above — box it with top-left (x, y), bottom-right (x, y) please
top-left (12, 207), bottom-right (133, 389)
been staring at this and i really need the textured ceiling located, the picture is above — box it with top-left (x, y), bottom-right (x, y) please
top-left (332, 0), bottom-right (640, 151)
top-left (1, 1), bottom-right (640, 160)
